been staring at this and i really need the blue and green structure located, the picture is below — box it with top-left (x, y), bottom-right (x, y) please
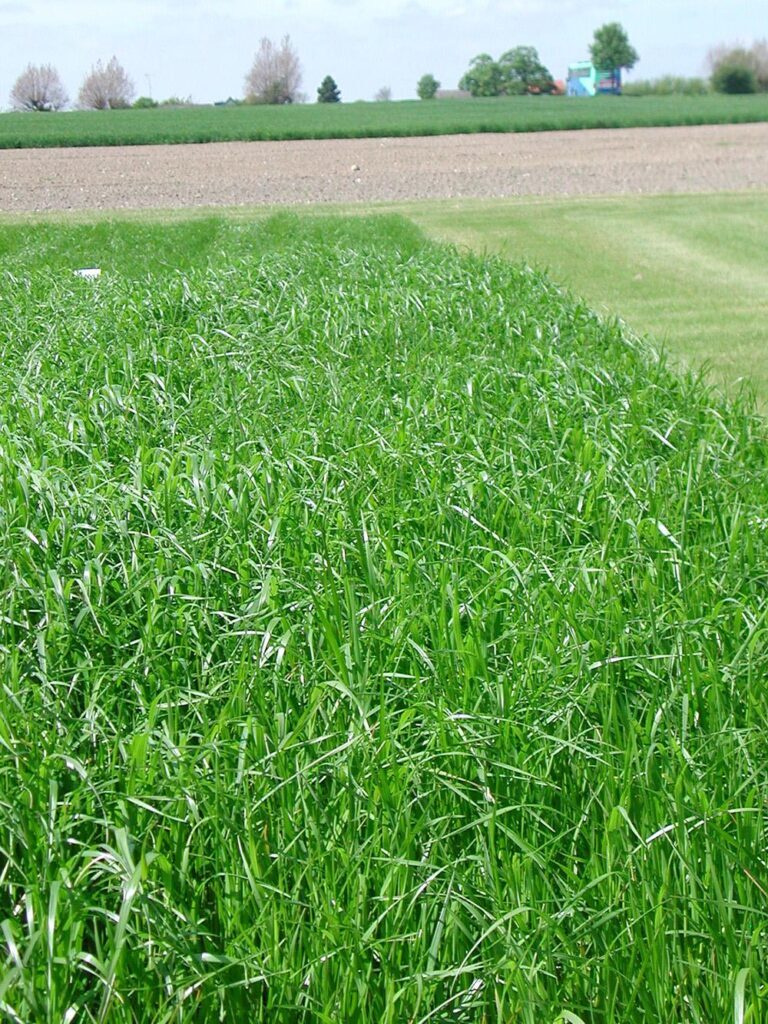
top-left (566, 61), bottom-right (622, 96)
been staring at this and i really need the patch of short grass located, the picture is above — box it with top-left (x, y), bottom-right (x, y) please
top-left (0, 215), bottom-right (767, 1021)
top-left (404, 191), bottom-right (768, 406)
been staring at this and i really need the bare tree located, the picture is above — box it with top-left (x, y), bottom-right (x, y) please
top-left (78, 56), bottom-right (135, 109)
top-left (10, 63), bottom-right (68, 111)
top-left (753, 38), bottom-right (768, 89)
top-left (705, 42), bottom-right (729, 73)
top-left (244, 36), bottom-right (302, 104)
top-left (374, 85), bottom-right (392, 102)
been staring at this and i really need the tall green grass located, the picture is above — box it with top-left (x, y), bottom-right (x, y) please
top-left (0, 215), bottom-right (766, 1021)
top-left (1, 92), bottom-right (768, 148)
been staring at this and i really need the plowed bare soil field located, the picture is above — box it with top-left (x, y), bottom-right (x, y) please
top-left (1, 121), bottom-right (766, 212)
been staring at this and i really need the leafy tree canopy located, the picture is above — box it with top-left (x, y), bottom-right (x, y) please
top-left (460, 48), bottom-right (553, 96)
top-left (417, 73), bottom-right (440, 99)
top-left (459, 54), bottom-right (504, 97)
top-left (589, 22), bottom-right (639, 71)
top-left (499, 46), bottom-right (554, 93)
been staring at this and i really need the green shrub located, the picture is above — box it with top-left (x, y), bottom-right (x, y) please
top-left (416, 72), bottom-right (440, 99)
top-left (712, 63), bottom-right (757, 93)
top-left (708, 41), bottom-right (768, 92)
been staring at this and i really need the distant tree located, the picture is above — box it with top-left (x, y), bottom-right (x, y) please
top-left (10, 63), bottom-right (68, 111)
top-left (589, 22), bottom-right (639, 73)
top-left (460, 48), bottom-right (553, 97)
top-left (133, 95), bottom-right (158, 109)
top-left (707, 39), bottom-right (768, 92)
top-left (499, 46), bottom-right (554, 93)
top-left (244, 35), bottom-right (302, 104)
top-left (417, 73), bottom-right (440, 99)
top-left (317, 75), bottom-right (341, 103)
top-left (712, 63), bottom-right (757, 93)
top-left (459, 54), bottom-right (504, 97)
top-left (78, 57), bottom-right (135, 109)
top-left (374, 85), bottom-right (392, 102)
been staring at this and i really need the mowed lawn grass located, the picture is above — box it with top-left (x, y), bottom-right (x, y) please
top-left (1, 214), bottom-right (767, 1022)
top-left (406, 191), bottom-right (768, 405)
top-left (1, 92), bottom-right (768, 148)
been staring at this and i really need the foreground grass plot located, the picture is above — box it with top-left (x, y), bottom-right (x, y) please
top-left (0, 216), bottom-right (766, 1021)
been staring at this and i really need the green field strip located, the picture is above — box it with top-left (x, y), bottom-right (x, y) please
top-left (0, 92), bottom-right (767, 148)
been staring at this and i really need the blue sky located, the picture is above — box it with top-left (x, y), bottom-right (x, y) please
top-left (0, 0), bottom-right (764, 106)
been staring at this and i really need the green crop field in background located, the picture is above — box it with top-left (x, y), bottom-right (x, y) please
top-left (1, 92), bottom-right (767, 148)
top-left (0, 214), bottom-right (766, 1022)
top-left (403, 191), bottom-right (768, 406)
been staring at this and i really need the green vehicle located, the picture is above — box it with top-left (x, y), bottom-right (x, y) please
top-left (566, 61), bottom-right (622, 96)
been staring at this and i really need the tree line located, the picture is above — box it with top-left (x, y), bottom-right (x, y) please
top-left (7, 25), bottom-right (767, 112)
top-left (458, 24), bottom-right (638, 97)
top-left (5, 37), bottom-right (436, 111)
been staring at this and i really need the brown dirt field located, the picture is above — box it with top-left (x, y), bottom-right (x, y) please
top-left (1, 122), bottom-right (767, 213)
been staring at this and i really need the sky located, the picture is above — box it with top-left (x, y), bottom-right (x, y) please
top-left (0, 0), bottom-right (764, 107)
